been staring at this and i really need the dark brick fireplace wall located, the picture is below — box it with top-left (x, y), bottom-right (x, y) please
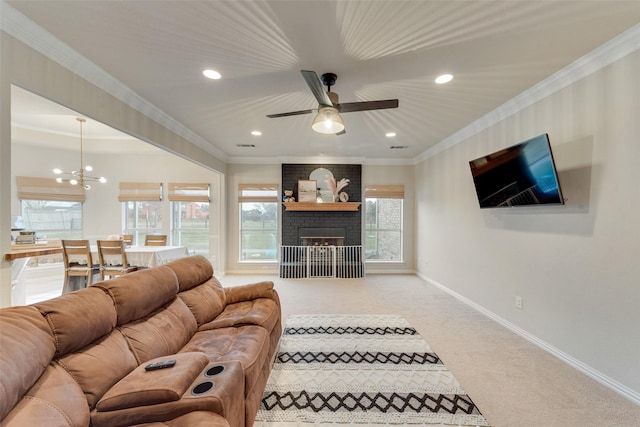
top-left (281, 164), bottom-right (362, 246)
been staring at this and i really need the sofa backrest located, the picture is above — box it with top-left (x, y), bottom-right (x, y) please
top-left (32, 286), bottom-right (137, 411)
top-left (34, 286), bottom-right (117, 356)
top-left (165, 255), bottom-right (228, 326)
top-left (165, 255), bottom-right (213, 292)
top-left (179, 277), bottom-right (227, 327)
top-left (94, 265), bottom-right (178, 325)
top-left (95, 264), bottom-right (198, 364)
top-left (0, 306), bottom-right (56, 420)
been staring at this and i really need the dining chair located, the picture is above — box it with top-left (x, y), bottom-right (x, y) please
top-left (122, 234), bottom-right (134, 246)
top-left (144, 234), bottom-right (167, 246)
top-left (97, 239), bottom-right (139, 280)
top-left (61, 239), bottom-right (100, 293)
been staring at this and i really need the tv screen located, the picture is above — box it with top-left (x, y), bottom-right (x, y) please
top-left (469, 133), bottom-right (564, 208)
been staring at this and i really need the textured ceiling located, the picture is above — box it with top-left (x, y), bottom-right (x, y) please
top-left (6, 0), bottom-right (640, 162)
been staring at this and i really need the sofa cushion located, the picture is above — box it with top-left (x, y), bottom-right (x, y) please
top-left (164, 255), bottom-right (213, 292)
top-left (178, 277), bottom-right (226, 326)
top-left (1, 363), bottom-right (90, 427)
top-left (0, 306), bottom-right (56, 420)
top-left (198, 298), bottom-right (280, 333)
top-left (97, 352), bottom-right (209, 412)
top-left (131, 411), bottom-right (231, 427)
top-left (34, 286), bottom-right (116, 357)
top-left (95, 265), bottom-right (178, 325)
top-left (181, 325), bottom-right (270, 397)
top-left (119, 298), bottom-right (198, 364)
top-left (57, 330), bottom-right (138, 409)
top-left (223, 280), bottom-right (275, 304)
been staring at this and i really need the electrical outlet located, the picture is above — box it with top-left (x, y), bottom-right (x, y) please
top-left (515, 296), bottom-right (523, 309)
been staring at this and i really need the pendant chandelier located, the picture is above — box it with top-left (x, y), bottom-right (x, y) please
top-left (53, 117), bottom-right (107, 190)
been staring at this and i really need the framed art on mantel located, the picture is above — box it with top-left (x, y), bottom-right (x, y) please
top-left (298, 180), bottom-right (317, 202)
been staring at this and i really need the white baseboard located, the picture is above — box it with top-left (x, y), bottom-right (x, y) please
top-left (417, 273), bottom-right (640, 406)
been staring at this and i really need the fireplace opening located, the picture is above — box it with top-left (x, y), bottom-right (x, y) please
top-left (299, 228), bottom-right (346, 246)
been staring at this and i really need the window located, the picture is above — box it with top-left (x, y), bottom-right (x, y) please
top-left (17, 176), bottom-right (85, 239)
top-left (238, 184), bottom-right (278, 262)
top-left (119, 182), bottom-right (163, 244)
top-left (21, 200), bottom-right (83, 239)
top-left (169, 183), bottom-right (210, 257)
top-left (365, 185), bottom-right (404, 262)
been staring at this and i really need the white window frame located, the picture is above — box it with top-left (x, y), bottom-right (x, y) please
top-left (238, 184), bottom-right (279, 263)
top-left (364, 185), bottom-right (404, 263)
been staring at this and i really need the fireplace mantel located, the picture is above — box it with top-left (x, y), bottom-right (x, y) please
top-left (282, 202), bottom-right (361, 211)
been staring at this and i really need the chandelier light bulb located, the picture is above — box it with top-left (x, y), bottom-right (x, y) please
top-left (52, 117), bottom-right (107, 189)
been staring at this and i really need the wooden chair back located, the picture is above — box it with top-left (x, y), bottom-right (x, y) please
top-left (122, 234), bottom-right (134, 246)
top-left (61, 239), bottom-right (98, 293)
top-left (145, 234), bottom-right (167, 246)
top-left (97, 239), bottom-right (138, 280)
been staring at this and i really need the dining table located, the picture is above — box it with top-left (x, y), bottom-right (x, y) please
top-left (4, 243), bottom-right (191, 306)
top-left (91, 245), bottom-right (190, 269)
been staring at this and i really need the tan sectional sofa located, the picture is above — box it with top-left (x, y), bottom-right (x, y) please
top-left (0, 255), bottom-right (281, 427)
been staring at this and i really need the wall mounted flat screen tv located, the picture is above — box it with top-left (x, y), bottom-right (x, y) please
top-left (469, 133), bottom-right (564, 208)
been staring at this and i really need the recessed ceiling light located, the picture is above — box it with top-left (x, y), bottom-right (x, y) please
top-left (435, 74), bottom-right (453, 84)
top-left (203, 69), bottom-right (221, 80)
top-left (251, 130), bottom-right (262, 136)
top-left (385, 132), bottom-right (397, 138)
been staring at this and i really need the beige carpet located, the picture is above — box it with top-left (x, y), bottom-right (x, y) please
top-left (218, 274), bottom-right (640, 427)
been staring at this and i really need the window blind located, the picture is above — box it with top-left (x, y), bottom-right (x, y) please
top-left (238, 184), bottom-right (278, 202)
top-left (17, 176), bottom-right (86, 202)
top-left (364, 184), bottom-right (405, 199)
top-left (168, 183), bottom-right (210, 202)
top-left (118, 182), bottom-right (163, 202)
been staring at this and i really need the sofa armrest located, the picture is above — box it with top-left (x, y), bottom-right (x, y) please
top-left (223, 281), bottom-right (275, 305)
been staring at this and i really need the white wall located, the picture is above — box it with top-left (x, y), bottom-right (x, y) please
top-left (11, 143), bottom-right (224, 273)
top-left (415, 50), bottom-right (640, 397)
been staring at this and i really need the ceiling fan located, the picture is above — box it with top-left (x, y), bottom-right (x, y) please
top-left (266, 70), bottom-right (399, 135)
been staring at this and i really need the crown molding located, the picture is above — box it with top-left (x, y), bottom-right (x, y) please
top-left (0, 0), bottom-right (229, 163)
top-left (415, 23), bottom-right (640, 164)
top-left (227, 155), bottom-right (416, 166)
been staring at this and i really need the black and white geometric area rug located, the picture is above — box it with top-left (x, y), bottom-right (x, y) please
top-left (255, 314), bottom-right (490, 426)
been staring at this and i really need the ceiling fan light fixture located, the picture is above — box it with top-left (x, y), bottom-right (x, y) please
top-left (311, 107), bottom-right (344, 134)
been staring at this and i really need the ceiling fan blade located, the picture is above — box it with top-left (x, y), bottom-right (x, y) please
top-left (266, 109), bottom-right (314, 118)
top-left (301, 70), bottom-right (333, 107)
top-left (338, 99), bottom-right (399, 113)
top-left (336, 129), bottom-right (346, 136)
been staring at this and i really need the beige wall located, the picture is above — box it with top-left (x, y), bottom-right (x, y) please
top-left (415, 50), bottom-right (640, 396)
